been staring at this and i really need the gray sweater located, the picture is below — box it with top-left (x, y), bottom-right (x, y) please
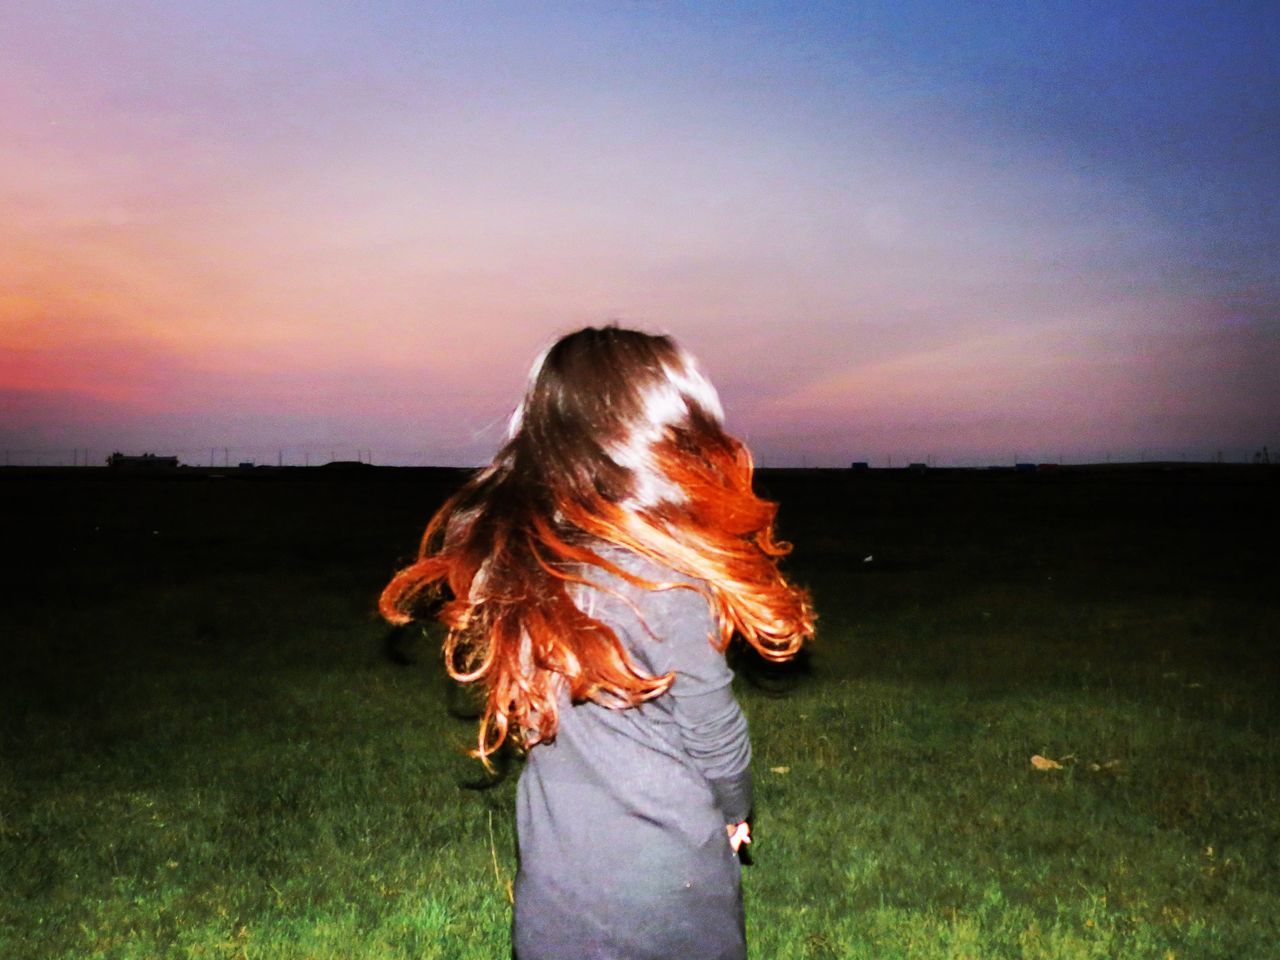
top-left (513, 548), bottom-right (752, 960)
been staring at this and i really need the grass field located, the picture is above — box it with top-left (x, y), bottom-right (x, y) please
top-left (2, 465), bottom-right (1278, 959)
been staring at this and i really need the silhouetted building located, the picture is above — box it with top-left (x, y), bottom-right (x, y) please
top-left (106, 452), bottom-right (179, 471)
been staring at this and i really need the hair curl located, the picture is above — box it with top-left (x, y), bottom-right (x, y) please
top-left (380, 326), bottom-right (814, 763)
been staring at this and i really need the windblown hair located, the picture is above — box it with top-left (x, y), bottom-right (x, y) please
top-left (379, 326), bottom-right (814, 762)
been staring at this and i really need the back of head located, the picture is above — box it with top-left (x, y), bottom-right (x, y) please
top-left (380, 325), bottom-right (813, 762)
top-left (506, 326), bottom-right (726, 511)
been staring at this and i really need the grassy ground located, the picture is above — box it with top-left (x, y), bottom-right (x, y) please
top-left (1, 466), bottom-right (1277, 959)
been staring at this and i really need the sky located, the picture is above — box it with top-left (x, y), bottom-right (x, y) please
top-left (2, 0), bottom-right (1277, 467)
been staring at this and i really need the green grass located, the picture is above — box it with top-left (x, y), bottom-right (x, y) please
top-left (2, 468), bottom-right (1277, 958)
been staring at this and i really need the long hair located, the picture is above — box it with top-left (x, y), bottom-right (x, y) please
top-left (379, 326), bottom-right (814, 762)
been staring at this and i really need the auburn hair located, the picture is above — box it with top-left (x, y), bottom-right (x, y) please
top-left (379, 326), bottom-right (814, 762)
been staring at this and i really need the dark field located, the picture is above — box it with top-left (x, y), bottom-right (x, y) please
top-left (2, 465), bottom-right (1278, 959)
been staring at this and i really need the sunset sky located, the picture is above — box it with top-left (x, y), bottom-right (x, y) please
top-left (3, 1), bottom-right (1277, 467)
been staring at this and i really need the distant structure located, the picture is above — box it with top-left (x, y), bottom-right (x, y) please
top-left (106, 452), bottom-right (180, 471)
top-left (849, 461), bottom-right (870, 472)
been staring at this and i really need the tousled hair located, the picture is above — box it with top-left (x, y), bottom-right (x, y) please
top-left (380, 326), bottom-right (814, 763)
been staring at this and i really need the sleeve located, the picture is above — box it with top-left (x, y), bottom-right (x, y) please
top-left (649, 583), bottom-right (754, 824)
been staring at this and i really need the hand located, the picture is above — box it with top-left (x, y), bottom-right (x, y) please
top-left (726, 821), bottom-right (751, 854)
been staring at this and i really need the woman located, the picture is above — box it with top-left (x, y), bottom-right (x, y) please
top-left (380, 326), bottom-right (813, 959)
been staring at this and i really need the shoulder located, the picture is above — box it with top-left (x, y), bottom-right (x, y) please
top-left (573, 545), bottom-right (725, 681)
top-left (567, 544), bottom-right (710, 628)
top-left (583, 544), bottom-right (705, 600)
